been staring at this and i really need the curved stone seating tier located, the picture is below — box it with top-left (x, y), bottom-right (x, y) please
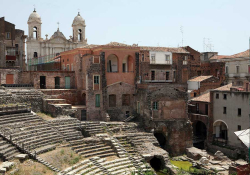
top-left (69, 139), bottom-right (117, 159)
top-left (48, 118), bottom-right (84, 142)
top-left (62, 156), bottom-right (151, 175)
top-left (0, 112), bottom-right (64, 154)
top-left (81, 121), bottom-right (106, 136)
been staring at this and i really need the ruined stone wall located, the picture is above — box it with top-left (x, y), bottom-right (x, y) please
top-left (0, 68), bottom-right (20, 84)
top-left (136, 84), bottom-right (188, 122)
top-left (20, 71), bottom-right (75, 89)
top-left (106, 82), bottom-right (135, 120)
top-left (86, 54), bottom-right (103, 120)
top-left (153, 120), bottom-right (193, 157)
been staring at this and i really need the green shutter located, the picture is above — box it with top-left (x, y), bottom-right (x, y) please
top-left (95, 94), bottom-right (100, 107)
top-left (65, 77), bottom-right (70, 89)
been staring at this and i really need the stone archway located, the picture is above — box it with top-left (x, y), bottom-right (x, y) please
top-left (192, 120), bottom-right (207, 149)
top-left (154, 132), bottom-right (167, 149)
top-left (107, 54), bottom-right (118, 72)
top-left (213, 120), bottom-right (228, 140)
top-left (150, 156), bottom-right (163, 171)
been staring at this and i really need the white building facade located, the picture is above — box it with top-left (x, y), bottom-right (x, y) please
top-left (26, 9), bottom-right (87, 70)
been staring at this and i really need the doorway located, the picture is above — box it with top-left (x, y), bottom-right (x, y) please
top-left (65, 77), bottom-right (70, 89)
top-left (81, 110), bottom-right (86, 121)
top-left (40, 76), bottom-right (46, 89)
top-left (55, 77), bottom-right (60, 89)
top-left (150, 157), bottom-right (162, 171)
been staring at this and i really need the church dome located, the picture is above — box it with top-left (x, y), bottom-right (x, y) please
top-left (50, 28), bottom-right (66, 40)
top-left (72, 12), bottom-right (85, 26)
top-left (28, 9), bottom-right (41, 23)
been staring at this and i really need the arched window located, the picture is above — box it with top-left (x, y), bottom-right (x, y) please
top-left (78, 29), bottom-right (82, 41)
top-left (33, 26), bottom-right (38, 39)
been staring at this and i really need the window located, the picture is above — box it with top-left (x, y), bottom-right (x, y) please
top-left (109, 94), bottom-right (116, 107)
top-left (216, 93), bottom-right (219, 99)
top-left (166, 72), bottom-right (170, 80)
top-left (78, 29), bottom-right (82, 41)
top-left (223, 94), bottom-right (227, 100)
top-left (95, 94), bottom-right (100, 107)
top-left (6, 32), bottom-right (11, 39)
top-left (94, 76), bottom-right (99, 84)
top-left (183, 56), bottom-right (188, 65)
top-left (33, 26), bottom-right (37, 39)
top-left (197, 71), bottom-right (201, 76)
top-left (194, 92), bottom-right (197, 97)
top-left (71, 64), bottom-right (74, 71)
top-left (151, 54), bottom-right (155, 63)
top-left (152, 102), bottom-right (158, 110)
top-left (236, 66), bottom-right (240, 73)
top-left (173, 71), bottom-right (176, 82)
top-left (33, 52), bottom-right (38, 58)
top-left (238, 108), bottom-right (241, 116)
top-left (238, 125), bottom-right (241, 131)
top-left (137, 101), bottom-right (140, 113)
top-left (66, 64), bottom-right (70, 71)
top-left (196, 103), bottom-right (199, 113)
top-left (67, 59), bottom-right (69, 62)
top-left (122, 94), bottom-right (130, 106)
top-left (165, 55), bottom-right (170, 64)
top-left (62, 64), bottom-right (65, 70)
top-left (151, 71), bottom-right (155, 80)
top-left (142, 54), bottom-right (144, 62)
top-left (223, 107), bottom-right (227, 114)
top-left (122, 63), bottom-right (126, 72)
top-left (225, 66), bottom-right (228, 74)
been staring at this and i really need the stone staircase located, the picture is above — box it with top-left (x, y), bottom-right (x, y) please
top-left (0, 137), bottom-right (20, 161)
top-left (69, 139), bottom-right (117, 159)
top-left (81, 121), bottom-right (106, 136)
top-left (123, 115), bottom-right (135, 122)
top-left (116, 136), bottom-right (138, 156)
top-left (48, 118), bottom-right (84, 142)
top-left (128, 133), bottom-right (160, 147)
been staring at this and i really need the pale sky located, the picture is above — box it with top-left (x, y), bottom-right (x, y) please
top-left (1, 0), bottom-right (250, 55)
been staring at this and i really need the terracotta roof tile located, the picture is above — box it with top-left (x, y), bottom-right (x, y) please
top-left (215, 83), bottom-right (232, 91)
top-left (188, 76), bottom-right (213, 82)
top-left (191, 92), bottom-right (210, 102)
top-left (140, 46), bottom-right (189, 53)
top-left (210, 49), bottom-right (250, 60)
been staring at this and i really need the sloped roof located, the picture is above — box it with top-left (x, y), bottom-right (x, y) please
top-left (191, 91), bottom-right (210, 102)
top-left (210, 49), bottom-right (250, 60)
top-left (140, 46), bottom-right (189, 53)
top-left (235, 129), bottom-right (250, 148)
top-left (215, 83), bottom-right (232, 91)
top-left (188, 75), bottom-right (213, 82)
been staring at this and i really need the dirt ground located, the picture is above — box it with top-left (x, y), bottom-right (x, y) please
top-left (5, 159), bottom-right (55, 175)
top-left (39, 147), bottom-right (83, 170)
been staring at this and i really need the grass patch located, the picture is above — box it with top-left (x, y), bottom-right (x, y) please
top-left (170, 160), bottom-right (192, 171)
top-left (40, 147), bottom-right (83, 170)
top-left (36, 112), bottom-right (54, 121)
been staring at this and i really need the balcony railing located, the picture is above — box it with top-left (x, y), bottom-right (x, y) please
top-left (150, 60), bottom-right (172, 65)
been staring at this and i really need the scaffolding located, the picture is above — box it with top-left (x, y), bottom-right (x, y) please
top-left (28, 54), bottom-right (61, 71)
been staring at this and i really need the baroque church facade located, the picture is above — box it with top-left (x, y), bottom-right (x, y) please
top-left (26, 9), bottom-right (87, 70)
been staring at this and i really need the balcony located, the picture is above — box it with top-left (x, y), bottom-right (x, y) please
top-left (143, 80), bottom-right (173, 83)
top-left (6, 55), bottom-right (16, 61)
top-left (150, 60), bottom-right (172, 65)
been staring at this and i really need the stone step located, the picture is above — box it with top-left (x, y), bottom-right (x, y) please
top-left (77, 146), bottom-right (111, 155)
top-left (79, 149), bottom-right (116, 158)
top-left (74, 143), bottom-right (106, 152)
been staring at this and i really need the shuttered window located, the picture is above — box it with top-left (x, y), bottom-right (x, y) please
top-left (95, 94), bottom-right (100, 107)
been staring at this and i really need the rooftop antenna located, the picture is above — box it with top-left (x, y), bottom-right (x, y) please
top-left (180, 26), bottom-right (184, 47)
top-left (203, 38), bottom-right (214, 52)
